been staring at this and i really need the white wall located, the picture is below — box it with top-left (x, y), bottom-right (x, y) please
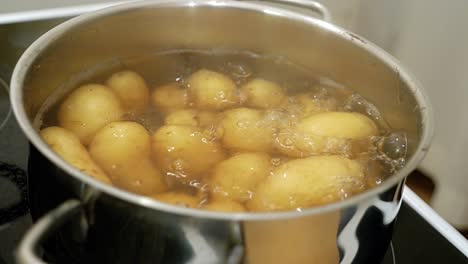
top-left (351, 0), bottom-right (468, 228)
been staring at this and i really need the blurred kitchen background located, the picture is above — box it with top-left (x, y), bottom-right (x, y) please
top-left (1, 0), bottom-right (467, 231)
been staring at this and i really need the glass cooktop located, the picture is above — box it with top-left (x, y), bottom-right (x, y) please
top-left (0, 7), bottom-right (467, 264)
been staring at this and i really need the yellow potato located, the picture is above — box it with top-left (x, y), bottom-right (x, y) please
top-left (165, 109), bottom-right (198, 126)
top-left (106, 70), bottom-right (150, 112)
top-left (152, 125), bottom-right (226, 180)
top-left (164, 110), bottom-right (221, 128)
top-left (240, 78), bottom-right (285, 108)
top-left (40, 126), bottom-right (111, 184)
top-left (89, 121), bottom-right (167, 195)
top-left (210, 153), bottom-right (271, 202)
top-left (281, 93), bottom-right (337, 119)
top-left (58, 84), bottom-right (123, 145)
top-left (274, 130), bottom-right (351, 158)
top-left (203, 199), bottom-right (246, 212)
top-left (296, 112), bottom-right (378, 139)
top-left (247, 155), bottom-right (365, 211)
top-left (274, 112), bottom-right (377, 158)
top-left (188, 69), bottom-right (239, 110)
top-left (220, 108), bottom-right (275, 152)
top-left (153, 192), bottom-right (200, 208)
top-left (152, 83), bottom-right (188, 112)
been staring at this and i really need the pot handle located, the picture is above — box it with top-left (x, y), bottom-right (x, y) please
top-left (15, 199), bottom-right (83, 264)
top-left (253, 0), bottom-right (332, 22)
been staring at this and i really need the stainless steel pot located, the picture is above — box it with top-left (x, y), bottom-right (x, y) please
top-left (10, 1), bottom-right (433, 263)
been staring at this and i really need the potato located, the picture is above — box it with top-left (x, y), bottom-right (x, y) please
top-left (296, 112), bottom-right (378, 139)
top-left (240, 78), bottom-right (285, 108)
top-left (274, 130), bottom-right (350, 158)
top-left (220, 108), bottom-right (275, 152)
top-left (203, 199), bottom-right (246, 212)
top-left (89, 121), bottom-right (167, 195)
top-left (282, 93), bottom-right (337, 118)
top-left (164, 110), bottom-right (223, 141)
top-left (152, 125), bottom-right (226, 180)
top-left (188, 69), bottom-right (239, 110)
top-left (106, 70), bottom-right (150, 112)
top-left (164, 110), bottom-right (221, 128)
top-left (152, 83), bottom-right (188, 112)
top-left (210, 153), bottom-right (271, 202)
top-left (58, 84), bottom-right (123, 145)
top-left (165, 109), bottom-right (198, 126)
top-left (153, 192), bottom-right (200, 208)
top-left (40, 126), bottom-right (111, 184)
top-left (274, 112), bottom-right (377, 158)
top-left (247, 155), bottom-right (365, 211)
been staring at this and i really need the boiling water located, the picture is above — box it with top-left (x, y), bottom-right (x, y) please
top-left (37, 49), bottom-right (407, 211)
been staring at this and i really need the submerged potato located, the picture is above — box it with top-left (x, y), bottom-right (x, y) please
top-left (153, 192), bottom-right (200, 208)
top-left (221, 108), bottom-right (275, 152)
top-left (106, 70), bottom-right (150, 112)
top-left (89, 121), bottom-right (167, 195)
top-left (165, 109), bottom-right (198, 126)
top-left (152, 83), bottom-right (188, 112)
top-left (188, 69), bottom-right (239, 110)
top-left (297, 112), bottom-right (378, 139)
top-left (275, 112), bottom-right (378, 157)
top-left (240, 78), bottom-right (285, 108)
top-left (58, 84), bottom-right (123, 145)
top-left (293, 93), bottom-right (337, 116)
top-left (152, 125), bottom-right (226, 180)
top-left (40, 126), bottom-right (111, 184)
top-left (203, 199), bottom-right (246, 212)
top-left (247, 155), bottom-right (365, 211)
top-left (210, 153), bottom-right (271, 202)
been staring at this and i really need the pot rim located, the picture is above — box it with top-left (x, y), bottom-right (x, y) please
top-left (10, 0), bottom-right (434, 221)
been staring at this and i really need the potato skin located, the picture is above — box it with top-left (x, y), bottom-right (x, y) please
top-left (58, 84), bottom-right (123, 145)
top-left (151, 83), bottom-right (188, 113)
top-left (274, 112), bottom-right (377, 158)
top-left (297, 112), bottom-right (378, 139)
top-left (188, 69), bottom-right (239, 110)
top-left (152, 192), bottom-right (200, 208)
top-left (210, 152), bottom-right (271, 202)
top-left (220, 108), bottom-right (275, 152)
top-left (288, 93), bottom-right (337, 116)
top-left (152, 125), bottom-right (226, 180)
top-left (240, 78), bottom-right (285, 108)
top-left (40, 126), bottom-right (111, 184)
top-left (89, 121), bottom-right (167, 195)
top-left (106, 70), bottom-right (150, 112)
top-left (247, 155), bottom-right (365, 211)
top-left (203, 199), bottom-right (246, 212)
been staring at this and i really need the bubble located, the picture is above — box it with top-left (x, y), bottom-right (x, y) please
top-left (342, 93), bottom-right (389, 130)
top-left (166, 146), bottom-right (175, 152)
top-left (282, 138), bottom-right (294, 146)
top-left (378, 130), bottom-right (407, 160)
top-left (170, 159), bottom-right (186, 172)
top-left (189, 180), bottom-right (202, 188)
top-left (215, 91), bottom-right (226, 100)
top-left (270, 157), bottom-right (281, 166)
top-left (236, 120), bottom-right (250, 128)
